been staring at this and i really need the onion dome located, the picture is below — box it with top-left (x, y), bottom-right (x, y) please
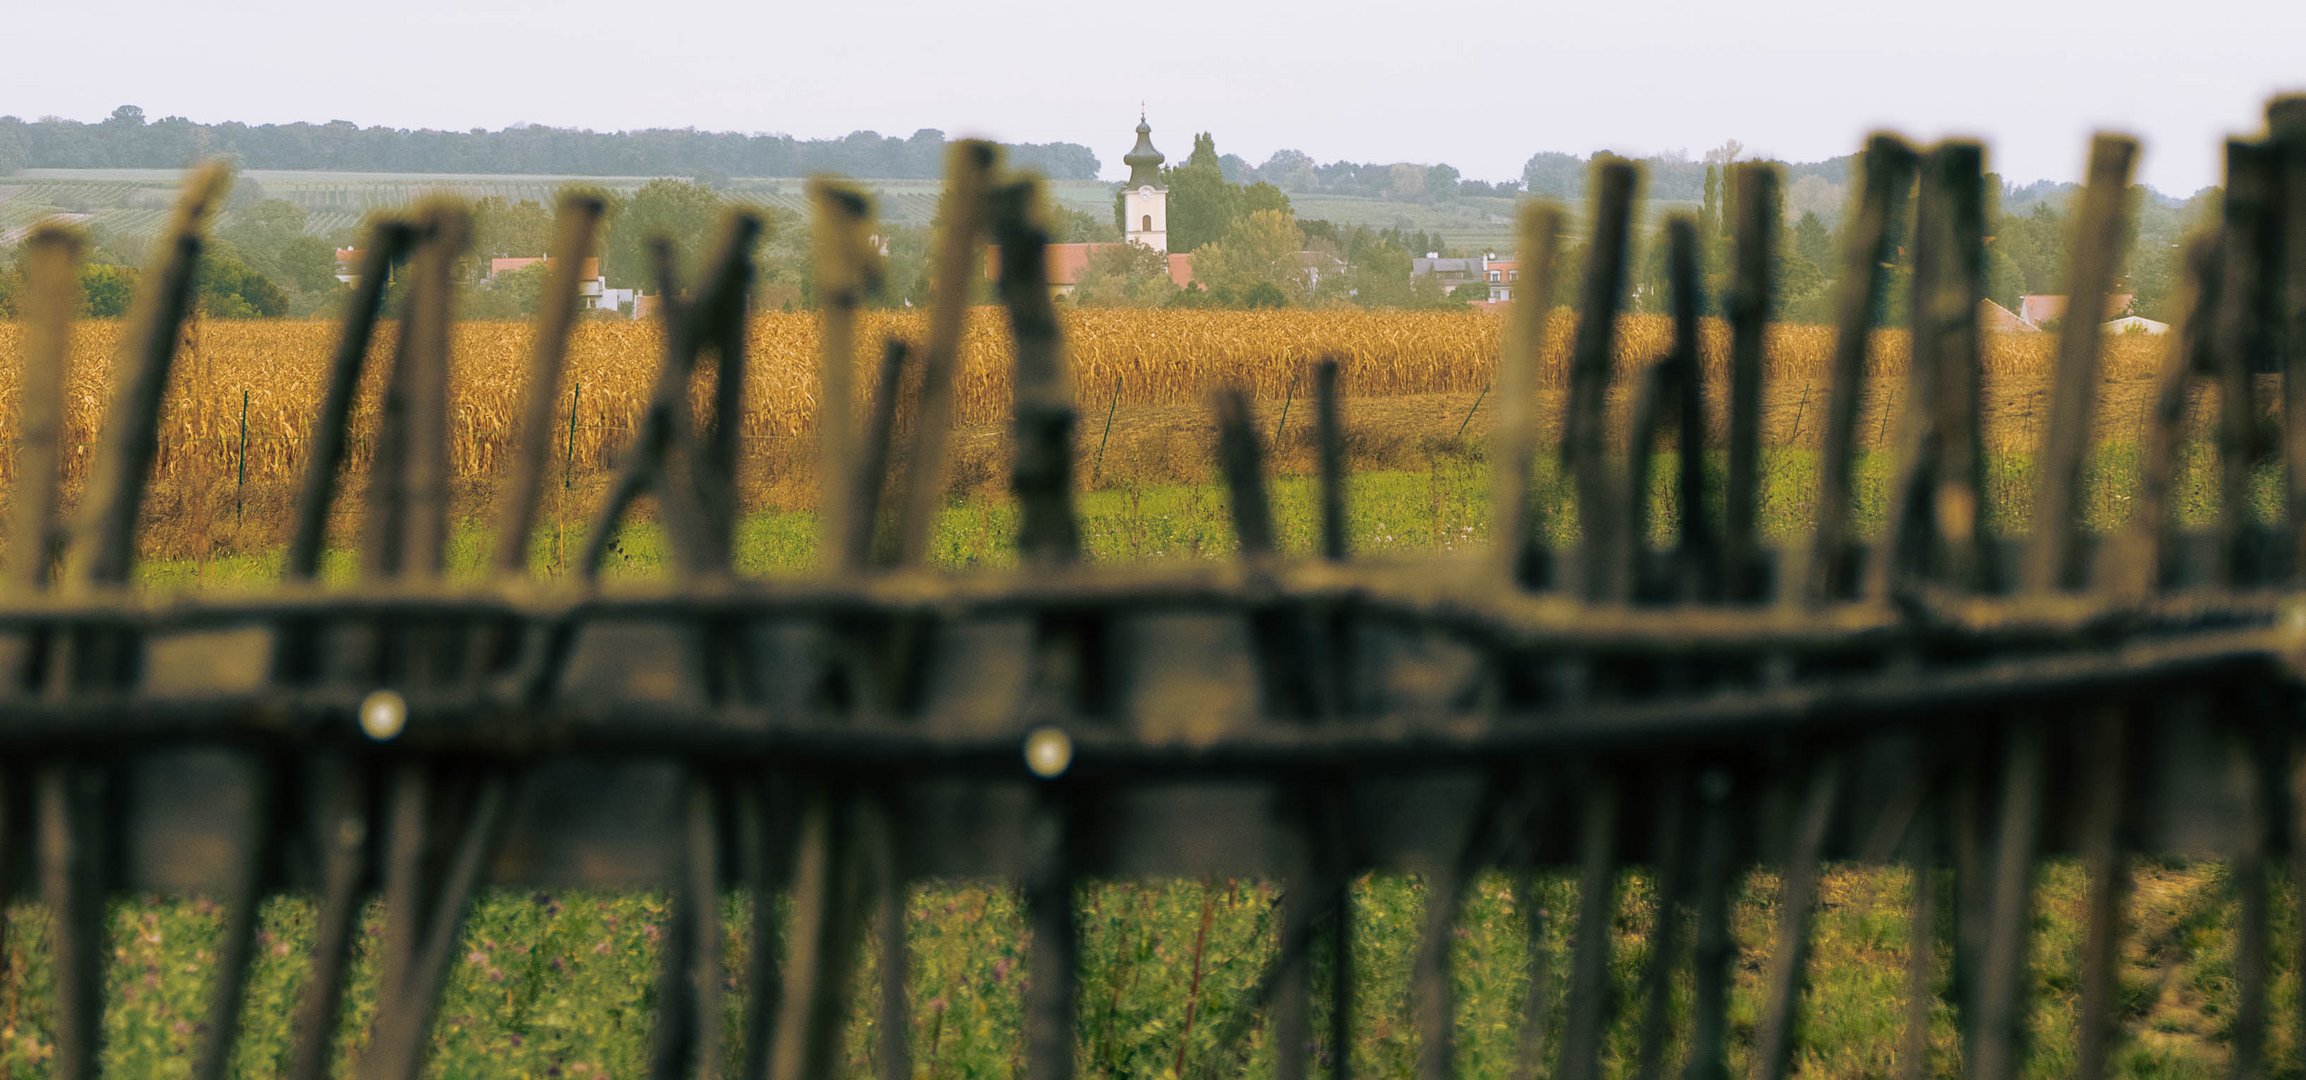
top-left (1124, 115), bottom-right (1165, 188)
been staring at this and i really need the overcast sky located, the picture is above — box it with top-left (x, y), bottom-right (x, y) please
top-left (4, 0), bottom-right (2300, 195)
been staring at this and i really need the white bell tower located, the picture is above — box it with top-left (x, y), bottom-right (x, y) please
top-left (1121, 113), bottom-right (1168, 253)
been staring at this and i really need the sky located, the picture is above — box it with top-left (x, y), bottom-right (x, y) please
top-left (4, 0), bottom-right (2302, 196)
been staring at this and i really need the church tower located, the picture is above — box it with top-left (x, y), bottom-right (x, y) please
top-left (1122, 114), bottom-right (1167, 253)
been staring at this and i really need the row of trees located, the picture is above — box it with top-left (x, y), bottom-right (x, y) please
top-left (0, 106), bottom-right (1100, 181)
top-left (1204, 142), bottom-right (1854, 206)
top-left (1217, 151), bottom-right (1517, 202)
top-left (0, 250), bottom-right (293, 319)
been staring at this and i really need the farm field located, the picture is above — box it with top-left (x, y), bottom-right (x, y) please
top-left (0, 310), bottom-right (2174, 564)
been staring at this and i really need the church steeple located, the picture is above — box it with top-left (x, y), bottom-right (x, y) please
top-left (1123, 113), bottom-right (1165, 188)
top-left (1122, 111), bottom-right (1170, 252)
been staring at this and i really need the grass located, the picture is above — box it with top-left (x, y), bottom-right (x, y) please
top-left (0, 438), bottom-right (2286, 1077)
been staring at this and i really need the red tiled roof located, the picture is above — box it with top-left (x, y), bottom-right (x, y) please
top-left (1166, 253), bottom-right (1195, 288)
top-left (985, 243), bottom-right (1090, 286)
top-left (2017, 293), bottom-right (2133, 326)
top-left (1979, 299), bottom-right (2040, 334)
top-left (983, 243), bottom-right (1194, 289)
top-left (487, 256), bottom-right (604, 280)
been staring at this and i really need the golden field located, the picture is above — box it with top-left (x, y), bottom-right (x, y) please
top-left (0, 309), bottom-right (2168, 498)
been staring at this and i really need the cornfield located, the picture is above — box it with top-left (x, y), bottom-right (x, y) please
top-left (0, 310), bottom-right (2162, 495)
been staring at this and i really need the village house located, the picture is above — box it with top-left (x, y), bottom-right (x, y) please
top-left (2103, 314), bottom-right (2171, 335)
top-left (1986, 293), bottom-right (2161, 335)
top-left (1481, 255), bottom-right (1520, 303)
top-left (1409, 254), bottom-right (1484, 293)
top-left (484, 255), bottom-right (639, 314)
top-left (1411, 251), bottom-right (1519, 305)
top-left (1979, 299), bottom-right (2035, 334)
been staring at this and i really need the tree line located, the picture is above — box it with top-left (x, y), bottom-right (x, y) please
top-left (0, 106), bottom-right (1100, 181)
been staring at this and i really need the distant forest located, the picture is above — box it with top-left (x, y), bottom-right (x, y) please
top-left (0, 106), bottom-right (1102, 180)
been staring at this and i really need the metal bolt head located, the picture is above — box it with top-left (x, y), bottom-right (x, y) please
top-left (359, 689), bottom-right (408, 742)
top-left (1023, 727), bottom-right (1073, 779)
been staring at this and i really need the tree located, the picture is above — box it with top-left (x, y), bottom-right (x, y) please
top-left (275, 235), bottom-right (341, 297)
top-left (471, 196), bottom-right (554, 259)
top-left (1070, 243), bottom-right (1175, 307)
top-left (1784, 175), bottom-right (1846, 225)
top-left (1631, 223), bottom-right (1673, 315)
top-left (1258, 149), bottom-right (1318, 192)
top-left (1701, 166), bottom-right (1723, 242)
top-left (872, 224), bottom-right (934, 308)
top-left (1185, 133), bottom-right (1221, 171)
top-left (1791, 212), bottom-right (1832, 274)
top-left (1343, 240), bottom-right (1415, 307)
top-left (1776, 244), bottom-right (1830, 323)
top-left (1984, 248), bottom-right (2025, 312)
top-left (198, 256), bottom-right (287, 317)
top-left (603, 178), bottom-right (723, 289)
top-left (218, 198), bottom-right (310, 267)
top-left (1161, 156), bottom-right (1238, 253)
top-left (1048, 204), bottom-right (1112, 244)
top-left (1423, 164), bottom-right (1461, 202)
top-left (1521, 152), bottom-right (1583, 198)
top-left (81, 263), bottom-right (138, 317)
top-left (1193, 210), bottom-right (1306, 305)
top-left (0, 112), bottom-right (1104, 180)
top-left (1991, 202), bottom-right (2066, 300)
top-left (0, 120), bottom-right (25, 176)
top-left (465, 261), bottom-right (552, 319)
